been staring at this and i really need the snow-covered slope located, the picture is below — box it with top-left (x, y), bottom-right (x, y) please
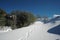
top-left (45, 15), bottom-right (60, 23)
top-left (53, 14), bottom-right (60, 18)
top-left (0, 21), bottom-right (60, 40)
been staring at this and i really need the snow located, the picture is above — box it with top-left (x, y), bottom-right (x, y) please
top-left (0, 21), bottom-right (60, 40)
top-left (0, 27), bottom-right (12, 33)
top-left (53, 14), bottom-right (60, 18)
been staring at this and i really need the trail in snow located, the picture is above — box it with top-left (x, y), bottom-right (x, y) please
top-left (0, 21), bottom-right (60, 40)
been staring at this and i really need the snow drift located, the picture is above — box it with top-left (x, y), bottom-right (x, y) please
top-left (0, 15), bottom-right (60, 40)
top-left (0, 21), bottom-right (60, 40)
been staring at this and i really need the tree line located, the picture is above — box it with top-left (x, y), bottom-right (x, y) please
top-left (0, 8), bottom-right (36, 29)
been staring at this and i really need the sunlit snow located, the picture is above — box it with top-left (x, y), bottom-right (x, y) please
top-left (0, 15), bottom-right (60, 40)
top-left (0, 21), bottom-right (60, 40)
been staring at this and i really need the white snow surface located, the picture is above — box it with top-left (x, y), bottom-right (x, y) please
top-left (54, 14), bottom-right (60, 17)
top-left (0, 21), bottom-right (60, 40)
top-left (0, 27), bottom-right (12, 33)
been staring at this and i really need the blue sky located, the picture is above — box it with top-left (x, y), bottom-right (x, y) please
top-left (0, 0), bottom-right (60, 17)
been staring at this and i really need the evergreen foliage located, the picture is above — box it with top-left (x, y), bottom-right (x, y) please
top-left (0, 9), bottom-right (36, 29)
top-left (11, 11), bottom-right (36, 29)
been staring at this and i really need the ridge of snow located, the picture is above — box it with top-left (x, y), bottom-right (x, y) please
top-left (53, 14), bottom-right (60, 17)
top-left (0, 21), bottom-right (60, 40)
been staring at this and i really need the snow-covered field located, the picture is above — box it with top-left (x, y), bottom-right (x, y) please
top-left (0, 21), bottom-right (60, 40)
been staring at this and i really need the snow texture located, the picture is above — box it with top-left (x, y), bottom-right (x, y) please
top-left (0, 21), bottom-right (60, 40)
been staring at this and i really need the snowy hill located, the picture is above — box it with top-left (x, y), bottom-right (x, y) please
top-left (0, 15), bottom-right (60, 40)
top-left (44, 15), bottom-right (60, 23)
top-left (0, 21), bottom-right (60, 40)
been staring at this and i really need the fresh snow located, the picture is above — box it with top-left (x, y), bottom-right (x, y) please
top-left (54, 14), bottom-right (60, 17)
top-left (0, 27), bottom-right (12, 33)
top-left (0, 21), bottom-right (60, 40)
